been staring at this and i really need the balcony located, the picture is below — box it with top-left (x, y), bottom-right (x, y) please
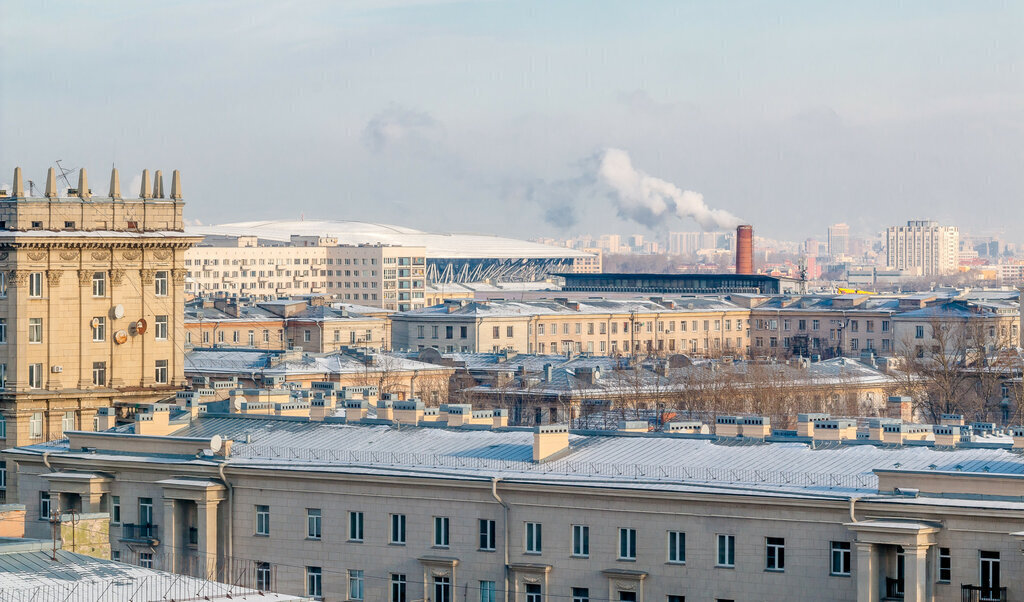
top-left (961, 585), bottom-right (1007, 602)
top-left (885, 577), bottom-right (904, 600)
top-left (120, 523), bottom-right (159, 544)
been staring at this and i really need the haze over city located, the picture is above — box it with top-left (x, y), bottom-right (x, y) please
top-left (2, 1), bottom-right (1022, 241)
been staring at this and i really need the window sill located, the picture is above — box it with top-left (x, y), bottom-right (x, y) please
top-left (389, 542), bottom-right (406, 546)
top-left (432, 546), bottom-right (450, 550)
top-left (523, 551), bottom-right (542, 556)
top-left (666, 561), bottom-right (685, 566)
top-left (715, 565), bottom-right (735, 569)
top-left (348, 539), bottom-right (363, 543)
top-left (254, 533), bottom-right (269, 537)
top-left (617, 558), bottom-right (637, 562)
top-left (570, 555), bottom-right (590, 560)
top-left (830, 573), bottom-right (851, 578)
top-left (765, 568), bottom-right (784, 573)
top-left (306, 537), bottom-right (322, 541)
top-left (479, 548), bottom-right (496, 553)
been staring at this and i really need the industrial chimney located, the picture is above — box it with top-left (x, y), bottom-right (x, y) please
top-left (736, 225), bottom-right (753, 274)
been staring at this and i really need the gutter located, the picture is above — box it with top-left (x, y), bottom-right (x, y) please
top-left (218, 461), bottom-right (233, 563)
top-left (490, 477), bottom-right (510, 602)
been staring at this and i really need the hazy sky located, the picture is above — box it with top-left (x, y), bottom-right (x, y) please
top-left (2, 1), bottom-right (1021, 242)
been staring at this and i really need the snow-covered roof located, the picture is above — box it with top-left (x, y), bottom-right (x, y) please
top-left (188, 220), bottom-right (592, 260)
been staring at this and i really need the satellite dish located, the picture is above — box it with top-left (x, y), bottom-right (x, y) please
top-left (134, 318), bottom-right (147, 335)
top-left (209, 434), bottom-right (222, 453)
top-left (90, 317), bottom-right (101, 329)
top-left (112, 304), bottom-right (125, 319)
top-left (113, 330), bottom-right (128, 345)
top-left (232, 396), bottom-right (245, 411)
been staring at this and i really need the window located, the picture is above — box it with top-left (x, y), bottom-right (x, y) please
top-left (507, 326), bottom-right (513, 338)
top-left (92, 316), bottom-right (106, 341)
top-left (139, 498), bottom-right (153, 526)
top-left (938, 547), bottom-right (951, 583)
top-left (980, 551), bottom-right (1000, 597)
top-left (92, 362), bottom-right (107, 386)
top-left (480, 581), bottom-right (496, 602)
top-left (30, 411), bottom-right (43, 437)
top-left (392, 574), bottom-right (408, 602)
top-left (668, 597), bottom-right (684, 602)
top-left (111, 550), bottom-right (120, 562)
top-left (349, 511), bottom-right (364, 541)
top-left (434, 516), bottom-right (450, 547)
top-left (916, 325), bottom-right (925, 339)
top-left (154, 271), bottom-right (168, 296)
top-left (140, 552), bottom-right (153, 568)
top-left (390, 513), bottom-right (406, 544)
top-left (618, 528), bottom-right (637, 560)
top-left (155, 316), bottom-right (168, 340)
top-left (29, 318), bottom-right (43, 343)
top-left (307, 567), bottom-right (322, 598)
top-left (525, 584), bottom-right (542, 602)
top-left (349, 569), bottom-right (364, 600)
top-left (154, 360), bottom-right (168, 384)
top-left (0, 415), bottom-right (5, 438)
top-left (572, 588), bottom-right (589, 602)
top-left (111, 496), bottom-right (120, 525)
top-left (28, 272), bottom-right (43, 297)
top-left (0, 318), bottom-right (6, 343)
top-left (39, 491), bottom-right (51, 520)
top-left (717, 534), bottom-right (735, 567)
top-left (479, 518), bottom-right (496, 551)
top-left (92, 272), bottom-right (106, 297)
top-left (493, 326), bottom-right (500, 338)
top-left (668, 531), bottom-right (685, 563)
top-left (256, 562), bottom-right (272, 591)
top-left (61, 411), bottom-right (74, 433)
top-left (303, 329), bottom-right (311, 342)
top-left (434, 576), bottom-right (451, 602)
top-left (255, 505), bottom-right (270, 535)
top-left (0, 272), bottom-right (6, 297)
top-left (572, 524), bottom-right (590, 557)
top-left (29, 364), bottom-right (43, 389)
top-left (307, 509), bottom-right (322, 539)
top-left (766, 537), bottom-right (785, 571)
top-left (525, 522), bottom-right (542, 554)
top-left (831, 541), bottom-right (851, 576)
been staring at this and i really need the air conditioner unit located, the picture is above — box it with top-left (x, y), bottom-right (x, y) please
top-left (51, 365), bottom-right (63, 373)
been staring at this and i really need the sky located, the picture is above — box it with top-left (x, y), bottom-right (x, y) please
top-left (1, 1), bottom-right (1022, 242)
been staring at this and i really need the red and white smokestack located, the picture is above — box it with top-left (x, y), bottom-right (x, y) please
top-left (736, 225), bottom-right (753, 274)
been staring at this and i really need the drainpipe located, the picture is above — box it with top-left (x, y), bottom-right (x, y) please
top-left (490, 477), bottom-right (510, 602)
top-left (43, 451), bottom-right (53, 470)
top-left (218, 461), bottom-right (233, 563)
top-left (849, 496), bottom-right (859, 523)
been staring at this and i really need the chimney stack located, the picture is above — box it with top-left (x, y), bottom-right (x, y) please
top-left (170, 169), bottom-right (182, 199)
top-left (736, 225), bottom-right (753, 275)
top-left (140, 169), bottom-right (152, 199)
top-left (153, 170), bottom-right (164, 199)
top-left (12, 167), bottom-right (24, 198)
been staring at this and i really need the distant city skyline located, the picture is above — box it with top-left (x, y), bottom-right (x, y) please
top-left (2, 1), bottom-right (1021, 242)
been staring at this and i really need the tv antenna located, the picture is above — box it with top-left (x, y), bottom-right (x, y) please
top-left (55, 160), bottom-right (75, 190)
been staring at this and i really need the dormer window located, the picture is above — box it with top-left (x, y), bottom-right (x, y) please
top-left (30, 221), bottom-right (42, 229)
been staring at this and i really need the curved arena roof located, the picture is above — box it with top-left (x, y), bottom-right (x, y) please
top-left (188, 220), bottom-right (591, 260)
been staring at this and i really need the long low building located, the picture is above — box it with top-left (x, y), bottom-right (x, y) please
top-left (4, 409), bottom-right (1024, 602)
top-left (391, 297), bottom-right (751, 356)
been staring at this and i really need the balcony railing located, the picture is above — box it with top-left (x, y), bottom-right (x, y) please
top-left (961, 585), bottom-right (1007, 602)
top-left (120, 523), bottom-right (159, 543)
top-left (886, 577), bottom-right (904, 600)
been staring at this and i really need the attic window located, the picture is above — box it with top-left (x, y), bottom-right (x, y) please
top-left (31, 221), bottom-right (42, 229)
top-left (127, 221), bottom-right (138, 230)
top-left (64, 221), bottom-right (75, 229)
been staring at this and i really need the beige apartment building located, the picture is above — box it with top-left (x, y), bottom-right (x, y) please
top-left (184, 297), bottom-right (389, 352)
top-left (185, 235), bottom-right (427, 311)
top-left (0, 166), bottom-right (198, 451)
top-left (6, 405), bottom-right (1024, 602)
top-left (391, 297), bottom-right (751, 357)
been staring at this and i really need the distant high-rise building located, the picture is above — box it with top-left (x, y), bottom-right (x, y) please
top-left (827, 224), bottom-right (850, 258)
top-left (804, 239), bottom-right (821, 256)
top-left (885, 220), bottom-right (960, 276)
top-left (668, 231), bottom-right (721, 256)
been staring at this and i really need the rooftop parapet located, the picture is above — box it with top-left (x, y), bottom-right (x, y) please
top-left (1, 167), bottom-right (186, 232)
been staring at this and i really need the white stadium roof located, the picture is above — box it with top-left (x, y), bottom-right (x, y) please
top-left (188, 220), bottom-right (592, 260)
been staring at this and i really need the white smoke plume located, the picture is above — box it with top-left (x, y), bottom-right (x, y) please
top-left (596, 148), bottom-right (742, 231)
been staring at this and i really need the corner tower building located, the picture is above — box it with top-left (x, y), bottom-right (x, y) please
top-left (0, 166), bottom-right (200, 452)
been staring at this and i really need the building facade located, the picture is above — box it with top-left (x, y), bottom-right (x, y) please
top-left (391, 298), bottom-right (751, 357)
top-left (6, 412), bottom-right (1024, 602)
top-left (886, 220), bottom-right (960, 276)
top-left (828, 223), bottom-right (850, 259)
top-left (0, 166), bottom-right (198, 450)
top-left (185, 236), bottom-right (427, 311)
